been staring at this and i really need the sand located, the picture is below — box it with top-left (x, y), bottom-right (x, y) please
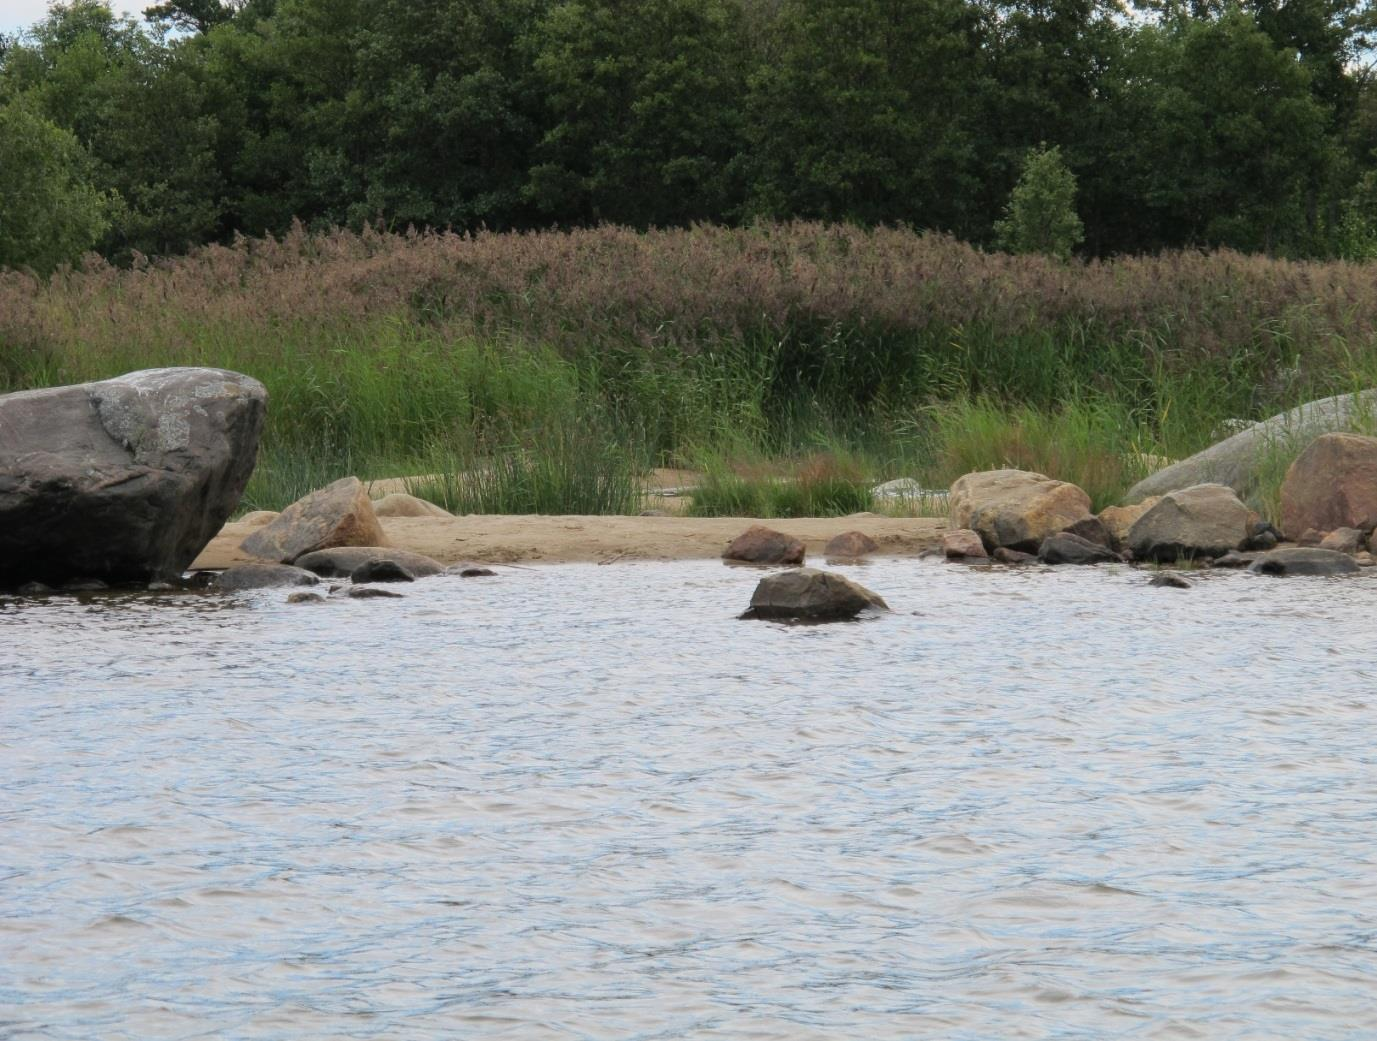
top-left (192, 513), bottom-right (948, 569)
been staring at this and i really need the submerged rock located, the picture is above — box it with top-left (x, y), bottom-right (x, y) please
top-left (216, 563), bottom-right (320, 591)
top-left (294, 546), bottom-right (444, 578)
top-left (241, 477), bottom-right (386, 564)
top-left (349, 559), bottom-right (415, 583)
top-left (451, 566), bottom-right (497, 578)
top-left (741, 567), bottom-right (888, 621)
top-left (948, 469), bottom-right (1092, 553)
top-left (345, 586), bottom-right (404, 599)
top-left (722, 525), bottom-right (805, 566)
top-left (1126, 484), bottom-right (1251, 562)
top-left (1248, 547), bottom-right (1361, 576)
top-left (1149, 572), bottom-right (1192, 589)
top-left (286, 591), bottom-right (326, 604)
top-left (1280, 432), bottom-right (1377, 539)
top-left (0, 367), bottom-right (266, 588)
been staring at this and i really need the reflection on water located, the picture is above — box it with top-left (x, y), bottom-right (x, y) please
top-left (2, 560), bottom-right (1376, 1040)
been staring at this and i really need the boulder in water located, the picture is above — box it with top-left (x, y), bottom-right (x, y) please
top-left (948, 469), bottom-right (1092, 553)
top-left (1279, 433), bottom-right (1377, 539)
top-left (241, 477), bottom-right (386, 564)
top-left (294, 546), bottom-right (444, 578)
top-left (350, 559), bottom-right (415, 583)
top-left (1126, 484), bottom-right (1251, 562)
top-left (0, 367), bottom-right (266, 588)
top-left (1038, 531), bottom-right (1122, 565)
top-left (216, 563), bottom-right (320, 591)
top-left (1249, 547), bottom-right (1361, 576)
top-left (824, 530), bottom-right (879, 558)
top-left (722, 525), bottom-right (805, 566)
top-left (943, 528), bottom-right (988, 560)
top-left (741, 567), bottom-right (888, 621)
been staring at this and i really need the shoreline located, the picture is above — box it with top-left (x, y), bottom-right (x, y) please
top-left (191, 514), bottom-right (949, 569)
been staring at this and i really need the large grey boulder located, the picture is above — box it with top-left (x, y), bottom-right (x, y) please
top-left (1127, 483), bottom-right (1252, 562)
top-left (0, 368), bottom-right (266, 587)
top-left (741, 567), bottom-right (888, 621)
top-left (948, 469), bottom-right (1092, 553)
top-left (216, 563), bottom-right (319, 591)
top-left (241, 477), bottom-right (386, 564)
top-left (1126, 389), bottom-right (1377, 502)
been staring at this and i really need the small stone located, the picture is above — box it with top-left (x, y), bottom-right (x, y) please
top-left (346, 586), bottom-right (403, 599)
top-left (1149, 573), bottom-right (1192, 588)
top-left (217, 564), bottom-right (320, 591)
top-left (993, 546), bottom-right (1037, 565)
top-left (286, 592), bottom-right (325, 604)
top-left (723, 525), bottom-right (805, 566)
top-left (1297, 528), bottom-right (1325, 547)
top-left (942, 528), bottom-right (988, 559)
top-left (457, 566), bottom-right (496, 577)
top-left (146, 581), bottom-right (177, 592)
top-left (1356, 551), bottom-right (1375, 567)
top-left (16, 581), bottom-right (52, 595)
top-left (742, 567), bottom-right (888, 621)
top-left (63, 578), bottom-right (108, 592)
top-left (1212, 551), bottom-right (1258, 569)
top-left (1318, 526), bottom-right (1365, 554)
top-left (349, 559), bottom-right (416, 584)
top-left (1240, 520), bottom-right (1281, 552)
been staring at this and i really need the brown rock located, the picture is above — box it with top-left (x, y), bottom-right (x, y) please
top-left (1318, 526), bottom-right (1365, 554)
top-left (1098, 498), bottom-right (1161, 550)
top-left (1063, 515), bottom-right (1113, 549)
top-left (1149, 573), bottom-right (1192, 588)
top-left (294, 546), bottom-right (444, 578)
top-left (371, 492), bottom-right (453, 518)
top-left (240, 477), bottom-right (386, 564)
top-left (240, 510), bottom-right (281, 527)
top-left (741, 567), bottom-right (888, 621)
top-left (943, 528), bottom-right (988, 559)
top-left (286, 592), bottom-right (325, 604)
top-left (948, 469), bottom-right (1092, 553)
top-left (723, 525), bottom-right (805, 566)
top-left (1297, 528), bottom-right (1325, 547)
top-left (1280, 432), bottom-right (1377, 539)
top-left (993, 546), bottom-right (1037, 565)
top-left (824, 530), bottom-right (879, 558)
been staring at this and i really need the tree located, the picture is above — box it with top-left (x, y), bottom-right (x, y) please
top-left (143, 1), bottom-right (246, 34)
top-left (994, 143), bottom-right (1083, 259)
top-left (0, 96), bottom-right (111, 273)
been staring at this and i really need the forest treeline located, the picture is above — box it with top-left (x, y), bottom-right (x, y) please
top-left (3, 0), bottom-right (1377, 272)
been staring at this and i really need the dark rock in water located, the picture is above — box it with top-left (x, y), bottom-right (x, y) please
top-left (1062, 515), bottom-right (1114, 549)
top-left (346, 586), bottom-right (403, 599)
top-left (1212, 550), bottom-right (1259, 569)
top-left (16, 581), bottom-right (52, 596)
top-left (722, 525), bottom-right (805, 566)
top-left (741, 566), bottom-right (887, 621)
top-left (293, 546), bottom-right (444, 578)
top-left (993, 546), bottom-right (1037, 565)
top-left (62, 578), bottom-right (109, 592)
top-left (1149, 573), bottom-right (1192, 588)
top-left (241, 477), bottom-right (385, 564)
top-left (217, 563), bottom-right (320, 591)
top-left (824, 530), bottom-right (879, 558)
top-left (185, 570), bottom-right (218, 589)
top-left (0, 367), bottom-right (266, 588)
top-left (1249, 547), bottom-right (1361, 576)
top-left (1319, 526), bottom-right (1365, 555)
top-left (349, 559), bottom-right (415, 584)
top-left (451, 566), bottom-right (497, 578)
top-left (1038, 531), bottom-right (1121, 565)
top-left (286, 592), bottom-right (325, 604)
top-left (146, 581), bottom-right (177, 592)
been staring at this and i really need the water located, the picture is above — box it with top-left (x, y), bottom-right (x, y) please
top-left (2, 560), bottom-right (1375, 1040)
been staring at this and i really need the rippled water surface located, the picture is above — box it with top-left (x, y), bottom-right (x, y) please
top-left (3, 559), bottom-right (1376, 1040)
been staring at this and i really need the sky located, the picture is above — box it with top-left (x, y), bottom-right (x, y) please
top-left (1, 0), bottom-right (144, 37)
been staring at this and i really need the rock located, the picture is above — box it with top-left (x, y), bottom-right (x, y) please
top-left (1297, 528), bottom-right (1325, 547)
top-left (993, 546), bottom-right (1037, 565)
top-left (1249, 547), bottom-right (1361, 576)
top-left (240, 510), bottom-right (280, 527)
top-left (1357, 551), bottom-right (1376, 567)
top-left (286, 592), bottom-right (325, 604)
top-left (349, 559), bottom-right (415, 583)
top-left (1241, 520), bottom-right (1281, 551)
top-left (16, 581), bottom-right (52, 595)
top-left (824, 530), bottom-right (879, 558)
top-left (241, 477), bottom-right (386, 564)
top-left (1149, 573), bottom-right (1192, 588)
top-left (639, 509), bottom-right (668, 517)
top-left (1126, 484), bottom-right (1251, 562)
top-left (371, 492), bottom-right (452, 518)
top-left (1319, 526), bottom-right (1366, 554)
top-left (1038, 531), bottom-right (1122, 565)
top-left (1279, 432), bottom-right (1377, 539)
top-left (1212, 550), bottom-right (1259, 569)
top-left (293, 546), bottom-right (444, 578)
top-left (452, 566), bottom-right (496, 577)
top-left (346, 586), bottom-right (403, 599)
top-left (0, 367), bottom-right (267, 588)
top-left (1062, 515), bottom-right (1113, 548)
top-left (741, 567), bottom-right (889, 621)
top-left (1126, 389), bottom-right (1377, 501)
top-left (722, 525), bottom-right (805, 566)
top-left (146, 581), bottom-right (177, 592)
top-left (943, 528), bottom-right (988, 560)
top-left (62, 579), bottom-right (108, 592)
top-left (216, 563), bottom-right (320, 591)
top-left (1099, 498), bottom-right (1161, 551)
top-left (948, 469), bottom-right (1092, 553)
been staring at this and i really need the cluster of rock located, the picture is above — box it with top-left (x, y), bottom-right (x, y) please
top-left (723, 524), bottom-right (891, 622)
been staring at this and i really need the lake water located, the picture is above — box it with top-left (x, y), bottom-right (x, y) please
top-left (2, 559), bottom-right (1375, 1040)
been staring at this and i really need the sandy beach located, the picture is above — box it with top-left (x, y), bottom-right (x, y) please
top-left (191, 513), bottom-right (948, 568)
